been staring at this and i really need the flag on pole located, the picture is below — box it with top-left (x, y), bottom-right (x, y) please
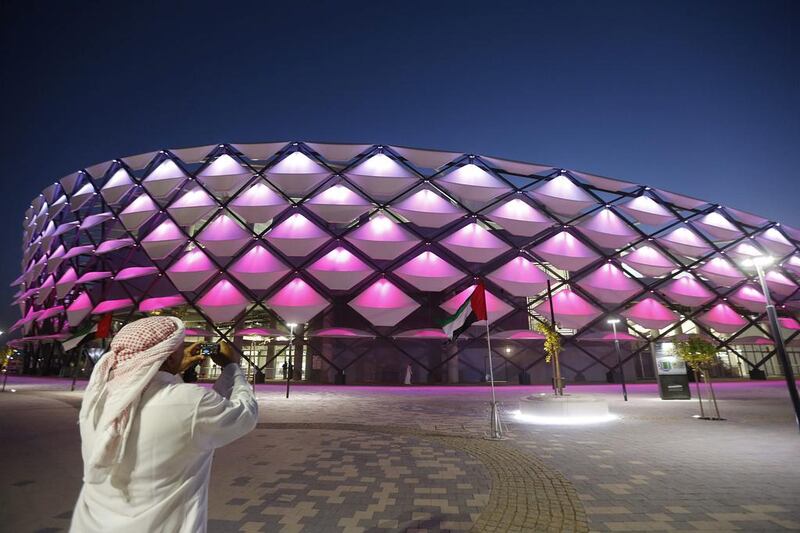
top-left (96, 313), bottom-right (114, 339)
top-left (442, 282), bottom-right (488, 341)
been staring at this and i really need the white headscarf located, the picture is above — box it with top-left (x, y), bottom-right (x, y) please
top-left (80, 316), bottom-right (185, 483)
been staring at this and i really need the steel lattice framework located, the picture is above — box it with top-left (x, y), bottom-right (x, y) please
top-left (10, 141), bottom-right (800, 383)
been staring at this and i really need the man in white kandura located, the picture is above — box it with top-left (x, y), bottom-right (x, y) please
top-left (70, 316), bottom-right (258, 533)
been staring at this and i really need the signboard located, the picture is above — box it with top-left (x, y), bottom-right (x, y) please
top-left (652, 341), bottom-right (691, 400)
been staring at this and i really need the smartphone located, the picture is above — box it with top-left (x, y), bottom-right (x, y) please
top-left (200, 343), bottom-right (219, 357)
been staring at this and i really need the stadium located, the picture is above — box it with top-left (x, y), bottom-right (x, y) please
top-left (8, 142), bottom-right (800, 384)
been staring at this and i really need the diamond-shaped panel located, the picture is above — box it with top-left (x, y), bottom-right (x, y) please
top-left (265, 152), bottom-right (330, 197)
top-left (441, 285), bottom-right (513, 323)
top-left (346, 153), bottom-right (417, 200)
top-left (167, 187), bottom-right (217, 226)
top-left (197, 154), bottom-right (252, 194)
top-left (529, 175), bottom-right (595, 216)
top-left (140, 219), bottom-right (188, 260)
top-left (345, 212), bottom-right (418, 260)
top-left (440, 222), bottom-right (509, 263)
top-left (391, 188), bottom-right (464, 228)
top-left (307, 247), bottom-right (373, 290)
top-left (487, 256), bottom-right (552, 297)
top-left (229, 181), bottom-right (289, 223)
top-left (166, 248), bottom-right (217, 292)
top-left (197, 278), bottom-right (250, 322)
top-left (532, 231), bottom-right (598, 271)
top-left (349, 279), bottom-right (419, 326)
top-left (266, 277), bottom-right (329, 324)
top-left (437, 163), bottom-right (510, 207)
top-left (394, 251), bottom-right (464, 292)
top-left (266, 213), bottom-right (330, 257)
top-left (305, 184), bottom-right (372, 224)
top-left (100, 168), bottom-right (135, 205)
top-left (196, 213), bottom-right (251, 257)
top-left (485, 198), bottom-right (553, 237)
top-left (143, 158), bottom-right (188, 198)
top-left (576, 263), bottom-right (639, 304)
top-left (229, 244), bottom-right (290, 291)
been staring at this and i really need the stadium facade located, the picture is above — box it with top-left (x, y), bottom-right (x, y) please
top-left (9, 142), bottom-right (800, 384)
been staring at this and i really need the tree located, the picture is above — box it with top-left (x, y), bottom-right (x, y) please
top-left (535, 320), bottom-right (564, 396)
top-left (675, 336), bottom-right (722, 419)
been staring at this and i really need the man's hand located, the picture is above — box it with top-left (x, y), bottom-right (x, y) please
top-left (211, 341), bottom-right (240, 368)
top-left (178, 342), bottom-right (205, 373)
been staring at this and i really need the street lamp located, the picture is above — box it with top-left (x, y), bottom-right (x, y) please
top-left (742, 255), bottom-right (800, 432)
top-left (286, 323), bottom-right (297, 399)
top-left (607, 318), bottom-right (628, 401)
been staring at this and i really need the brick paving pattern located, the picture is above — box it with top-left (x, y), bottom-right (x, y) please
top-left (1, 378), bottom-right (799, 532)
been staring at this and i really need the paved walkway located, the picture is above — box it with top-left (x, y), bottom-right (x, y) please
top-left (1, 378), bottom-right (799, 532)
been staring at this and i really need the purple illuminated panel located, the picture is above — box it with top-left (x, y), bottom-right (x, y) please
top-left (618, 195), bottom-right (674, 226)
top-left (658, 227), bottom-right (711, 258)
top-left (67, 292), bottom-right (93, 326)
top-left (229, 182), bottom-right (288, 223)
top-left (346, 213), bottom-right (419, 260)
top-left (115, 266), bottom-right (159, 281)
top-left (308, 247), bottom-right (373, 291)
top-left (166, 249), bottom-right (217, 292)
top-left (530, 175), bottom-right (595, 215)
top-left (119, 194), bottom-right (159, 230)
top-left (197, 154), bottom-right (251, 193)
top-left (621, 298), bottom-right (678, 330)
top-left (139, 295), bottom-right (186, 313)
top-left (698, 303), bottom-right (747, 334)
top-left (266, 278), bottom-right (329, 324)
top-left (197, 279), bottom-right (250, 322)
top-left (533, 289), bottom-right (601, 329)
top-left (487, 256), bottom-right (551, 297)
top-left (695, 212), bottom-right (741, 241)
top-left (661, 274), bottom-right (715, 307)
top-left (141, 219), bottom-right (187, 259)
top-left (229, 244), bottom-right (290, 291)
top-left (143, 158), bottom-right (188, 198)
top-left (765, 270), bottom-right (797, 296)
top-left (92, 298), bottom-right (134, 315)
top-left (196, 214), bottom-right (251, 257)
top-left (757, 227), bottom-right (795, 256)
top-left (265, 152), bottom-right (330, 197)
top-left (577, 209), bottom-right (638, 249)
top-left (267, 213), bottom-right (330, 257)
top-left (168, 187), bottom-right (217, 226)
top-left (394, 251), bottom-right (464, 292)
top-left (306, 184), bottom-right (372, 223)
top-left (576, 263), bottom-right (639, 304)
top-left (730, 284), bottom-right (767, 312)
top-left (441, 223), bottom-right (509, 263)
top-left (100, 168), bottom-right (134, 205)
top-left (698, 256), bottom-right (746, 287)
top-left (346, 153), bottom-right (417, 199)
top-left (533, 231), bottom-right (598, 271)
top-left (438, 164), bottom-right (510, 205)
top-left (391, 189), bottom-right (464, 228)
top-left (621, 246), bottom-right (677, 277)
top-left (349, 279), bottom-right (420, 326)
top-left (485, 198), bottom-right (553, 237)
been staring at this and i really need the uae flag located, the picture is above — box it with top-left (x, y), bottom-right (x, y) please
top-left (442, 282), bottom-right (488, 340)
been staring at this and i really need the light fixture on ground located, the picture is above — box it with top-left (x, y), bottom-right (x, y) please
top-left (607, 318), bottom-right (628, 401)
top-left (514, 394), bottom-right (618, 425)
top-left (741, 255), bottom-right (800, 433)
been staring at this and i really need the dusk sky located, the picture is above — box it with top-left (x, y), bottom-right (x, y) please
top-left (0, 0), bottom-right (797, 330)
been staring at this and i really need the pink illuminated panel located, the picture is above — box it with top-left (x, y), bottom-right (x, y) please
top-left (345, 213), bottom-right (419, 260)
top-left (394, 251), bottom-right (464, 292)
top-left (229, 244), bottom-right (290, 291)
top-left (695, 212), bottom-right (741, 241)
top-left (441, 223), bottom-right (509, 263)
top-left (229, 181), bottom-right (288, 223)
top-left (661, 274), bottom-right (715, 307)
top-left (267, 213), bottom-right (330, 257)
top-left (658, 226), bottom-right (711, 258)
top-left (438, 164), bottom-right (510, 204)
top-left (622, 298), bottom-right (678, 330)
top-left (141, 219), bottom-right (187, 259)
top-left (143, 158), bottom-right (187, 198)
top-left (487, 256), bottom-right (551, 297)
top-left (197, 279), bottom-right (250, 322)
top-left (196, 214), bottom-right (250, 256)
top-left (485, 198), bottom-right (553, 237)
top-left (118, 194), bottom-right (158, 230)
top-left (530, 175), bottom-right (595, 215)
top-left (391, 188), bottom-right (464, 228)
top-left (618, 195), bottom-right (674, 226)
top-left (168, 187), bottom-right (217, 226)
top-left (197, 154), bottom-right (251, 193)
top-left (266, 278), bottom-right (329, 324)
top-left (265, 152), bottom-right (330, 197)
top-left (533, 289), bottom-right (601, 329)
top-left (698, 303), bottom-right (747, 333)
top-left (697, 256), bottom-right (745, 287)
top-left (167, 248), bottom-right (217, 292)
top-left (139, 295), bottom-right (186, 313)
top-left (349, 279), bottom-right (420, 326)
top-left (730, 284), bottom-right (767, 312)
top-left (577, 209), bottom-right (637, 249)
top-left (346, 153), bottom-right (417, 199)
top-left (308, 247), bottom-right (373, 291)
top-left (533, 231), bottom-right (598, 271)
top-left (621, 246), bottom-right (676, 277)
top-left (576, 263), bottom-right (639, 304)
top-left (306, 184), bottom-right (372, 223)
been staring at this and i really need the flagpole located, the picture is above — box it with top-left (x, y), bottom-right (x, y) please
top-left (485, 321), bottom-right (502, 439)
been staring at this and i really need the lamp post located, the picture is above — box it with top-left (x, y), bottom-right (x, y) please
top-left (286, 323), bottom-right (297, 399)
top-left (607, 318), bottom-right (628, 401)
top-left (743, 255), bottom-right (800, 432)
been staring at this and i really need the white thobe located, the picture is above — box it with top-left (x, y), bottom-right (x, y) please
top-left (70, 364), bottom-right (258, 533)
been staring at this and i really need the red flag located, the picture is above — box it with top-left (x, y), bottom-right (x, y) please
top-left (96, 313), bottom-right (113, 339)
top-left (470, 281), bottom-right (488, 321)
